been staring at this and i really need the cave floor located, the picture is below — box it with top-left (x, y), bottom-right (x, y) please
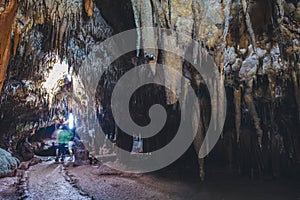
top-left (0, 157), bottom-right (299, 200)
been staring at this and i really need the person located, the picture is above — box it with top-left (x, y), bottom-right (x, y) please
top-left (52, 125), bottom-right (74, 162)
top-left (51, 126), bottom-right (61, 163)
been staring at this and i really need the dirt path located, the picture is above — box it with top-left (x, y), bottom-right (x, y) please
top-left (66, 164), bottom-right (169, 200)
top-left (27, 160), bottom-right (90, 200)
top-left (0, 176), bottom-right (19, 200)
top-left (25, 160), bottom-right (169, 200)
top-left (1, 159), bottom-right (298, 200)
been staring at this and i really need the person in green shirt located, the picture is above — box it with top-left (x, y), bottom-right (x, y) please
top-left (55, 126), bottom-right (74, 162)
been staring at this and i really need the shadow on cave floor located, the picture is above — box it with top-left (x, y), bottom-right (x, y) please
top-left (6, 154), bottom-right (298, 200)
top-left (150, 165), bottom-right (300, 200)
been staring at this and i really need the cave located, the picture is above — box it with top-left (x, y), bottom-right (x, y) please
top-left (0, 0), bottom-right (299, 199)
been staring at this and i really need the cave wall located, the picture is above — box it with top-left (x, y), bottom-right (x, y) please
top-left (0, 0), bottom-right (18, 92)
top-left (130, 0), bottom-right (300, 175)
top-left (0, 0), bottom-right (113, 150)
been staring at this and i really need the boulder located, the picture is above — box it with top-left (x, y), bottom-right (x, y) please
top-left (73, 138), bottom-right (89, 166)
top-left (15, 139), bottom-right (34, 161)
top-left (0, 148), bottom-right (19, 178)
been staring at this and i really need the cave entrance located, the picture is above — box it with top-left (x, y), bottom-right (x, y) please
top-left (25, 56), bottom-right (80, 163)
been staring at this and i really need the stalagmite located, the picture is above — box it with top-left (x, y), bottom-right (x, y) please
top-left (234, 86), bottom-right (241, 143)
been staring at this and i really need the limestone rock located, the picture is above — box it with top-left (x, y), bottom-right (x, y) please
top-left (15, 139), bottom-right (34, 162)
top-left (284, 3), bottom-right (296, 15)
top-left (231, 58), bottom-right (242, 72)
top-left (224, 46), bottom-right (237, 65)
top-left (0, 148), bottom-right (19, 178)
top-left (73, 138), bottom-right (89, 166)
top-left (239, 54), bottom-right (259, 81)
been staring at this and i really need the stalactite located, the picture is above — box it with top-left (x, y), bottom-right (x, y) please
top-left (234, 86), bottom-right (241, 143)
top-left (222, 0), bottom-right (232, 41)
top-left (65, 23), bottom-right (71, 58)
top-left (240, 0), bottom-right (256, 52)
top-left (211, 78), bottom-right (218, 132)
top-left (268, 74), bottom-right (278, 172)
top-left (58, 16), bottom-right (68, 57)
top-left (192, 42), bottom-right (199, 65)
top-left (131, 0), bottom-right (141, 57)
top-left (182, 77), bottom-right (188, 121)
top-left (276, 0), bottom-right (285, 21)
top-left (50, 20), bottom-right (55, 51)
top-left (151, 0), bottom-right (166, 30)
top-left (292, 70), bottom-right (300, 125)
top-left (244, 79), bottom-right (263, 146)
top-left (13, 22), bottom-right (21, 56)
top-left (200, 94), bottom-right (208, 181)
top-left (140, 0), bottom-right (157, 61)
top-left (55, 18), bottom-right (59, 54)
top-left (193, 96), bottom-right (205, 181)
top-left (271, 0), bottom-right (285, 60)
top-left (199, 157), bottom-right (205, 181)
top-left (191, 0), bottom-right (201, 64)
top-left (218, 74), bottom-right (226, 138)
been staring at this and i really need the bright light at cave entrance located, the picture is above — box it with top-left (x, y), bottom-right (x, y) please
top-left (43, 58), bottom-right (68, 92)
top-left (67, 74), bottom-right (72, 82)
top-left (68, 113), bottom-right (74, 129)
